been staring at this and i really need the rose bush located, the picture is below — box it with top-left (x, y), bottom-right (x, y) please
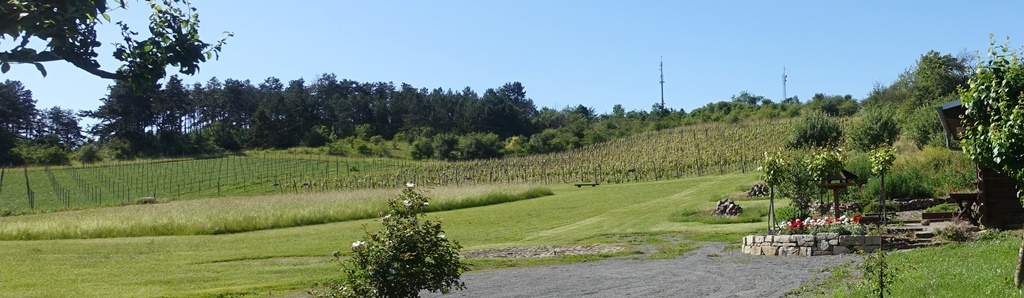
top-left (312, 185), bottom-right (467, 297)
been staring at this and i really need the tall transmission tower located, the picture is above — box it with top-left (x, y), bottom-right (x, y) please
top-left (782, 66), bottom-right (787, 102)
top-left (660, 57), bottom-right (665, 107)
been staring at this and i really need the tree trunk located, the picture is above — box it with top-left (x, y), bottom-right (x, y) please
top-left (1016, 234), bottom-right (1024, 288)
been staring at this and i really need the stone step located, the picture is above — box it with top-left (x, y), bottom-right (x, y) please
top-left (886, 226), bottom-right (926, 233)
top-left (915, 231), bottom-right (934, 239)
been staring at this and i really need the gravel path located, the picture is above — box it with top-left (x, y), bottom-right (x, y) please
top-left (423, 242), bottom-right (859, 298)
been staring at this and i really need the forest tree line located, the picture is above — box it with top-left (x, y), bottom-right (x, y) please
top-left (0, 50), bottom-right (969, 165)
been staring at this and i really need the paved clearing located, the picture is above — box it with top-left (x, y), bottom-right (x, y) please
top-left (423, 242), bottom-right (858, 298)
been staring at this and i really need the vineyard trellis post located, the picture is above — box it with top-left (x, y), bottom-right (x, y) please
top-left (24, 165), bottom-right (33, 209)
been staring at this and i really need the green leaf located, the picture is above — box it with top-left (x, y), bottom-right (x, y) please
top-left (102, 13), bottom-right (111, 22)
top-left (1, 62), bottom-right (9, 74)
top-left (34, 63), bottom-right (47, 77)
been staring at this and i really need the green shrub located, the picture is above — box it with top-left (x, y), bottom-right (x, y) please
top-left (844, 151), bottom-right (873, 185)
top-left (103, 138), bottom-right (135, 160)
top-left (312, 188), bottom-right (467, 297)
top-left (903, 106), bottom-right (945, 149)
top-left (14, 143), bottom-right (71, 166)
top-left (934, 220), bottom-right (974, 242)
top-left (924, 204), bottom-right (956, 213)
top-left (847, 109), bottom-right (901, 151)
top-left (775, 205), bottom-right (810, 222)
top-left (410, 138), bottom-right (434, 160)
top-left (777, 150), bottom-right (817, 211)
top-left (861, 200), bottom-right (900, 214)
top-left (326, 140), bottom-right (351, 156)
top-left (861, 169), bottom-right (933, 200)
top-left (75, 143), bottom-right (103, 163)
top-left (786, 110), bottom-right (843, 149)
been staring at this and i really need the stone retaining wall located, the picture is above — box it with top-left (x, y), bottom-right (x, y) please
top-left (741, 233), bottom-right (880, 256)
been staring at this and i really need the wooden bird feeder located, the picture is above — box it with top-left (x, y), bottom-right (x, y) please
top-left (819, 170), bottom-right (858, 219)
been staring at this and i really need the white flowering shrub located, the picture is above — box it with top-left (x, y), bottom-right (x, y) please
top-left (313, 186), bottom-right (467, 297)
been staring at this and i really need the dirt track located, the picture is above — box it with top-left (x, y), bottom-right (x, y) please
top-left (423, 242), bottom-right (858, 298)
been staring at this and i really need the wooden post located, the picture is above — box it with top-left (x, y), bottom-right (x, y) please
top-left (1016, 234), bottom-right (1024, 288)
top-left (880, 172), bottom-right (887, 225)
top-left (833, 187), bottom-right (842, 219)
top-left (769, 186), bottom-right (776, 232)
top-left (24, 165), bottom-right (32, 209)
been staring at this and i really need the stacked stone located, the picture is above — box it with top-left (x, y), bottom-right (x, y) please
top-left (741, 233), bottom-right (881, 256)
top-left (713, 199), bottom-right (743, 216)
top-left (746, 183), bottom-right (769, 197)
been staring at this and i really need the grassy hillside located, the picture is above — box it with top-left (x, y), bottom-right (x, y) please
top-left (0, 119), bottom-right (795, 214)
top-left (0, 173), bottom-right (766, 297)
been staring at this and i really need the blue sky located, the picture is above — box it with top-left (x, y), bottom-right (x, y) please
top-left (5, 1), bottom-right (1024, 118)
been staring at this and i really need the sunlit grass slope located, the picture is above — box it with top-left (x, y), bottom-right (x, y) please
top-left (0, 185), bottom-right (552, 240)
top-left (0, 173), bottom-right (762, 297)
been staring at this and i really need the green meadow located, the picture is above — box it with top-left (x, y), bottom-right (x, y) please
top-left (0, 173), bottom-right (769, 297)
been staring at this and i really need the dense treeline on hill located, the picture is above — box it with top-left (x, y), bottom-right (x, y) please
top-left (0, 50), bottom-right (971, 166)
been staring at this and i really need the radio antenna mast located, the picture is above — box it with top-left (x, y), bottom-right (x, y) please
top-left (660, 57), bottom-right (665, 107)
top-left (783, 66), bottom-right (787, 103)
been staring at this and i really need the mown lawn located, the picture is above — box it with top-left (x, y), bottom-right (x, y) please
top-left (0, 173), bottom-right (764, 297)
top-left (786, 230), bottom-right (1024, 297)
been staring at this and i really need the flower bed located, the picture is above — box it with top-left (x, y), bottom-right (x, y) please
top-left (743, 216), bottom-right (876, 256)
top-left (742, 233), bottom-right (880, 256)
top-left (776, 215), bottom-right (864, 235)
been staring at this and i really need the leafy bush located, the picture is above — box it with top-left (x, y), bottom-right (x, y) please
top-left (313, 187), bottom-right (467, 297)
top-left (861, 169), bottom-right (933, 200)
top-left (786, 110), bottom-right (843, 149)
top-left (410, 138), bottom-right (434, 160)
top-left (924, 204), bottom-right (956, 213)
top-left (74, 142), bottom-right (102, 163)
top-left (861, 200), bottom-right (900, 214)
top-left (847, 109), bottom-right (900, 151)
top-left (432, 134), bottom-right (459, 161)
top-left (326, 140), bottom-right (351, 156)
top-left (903, 106), bottom-right (946, 149)
top-left (934, 220), bottom-right (975, 242)
top-left (103, 138), bottom-right (135, 160)
top-left (457, 132), bottom-right (503, 160)
top-left (777, 150), bottom-right (817, 211)
top-left (14, 143), bottom-right (71, 166)
top-left (844, 151), bottom-right (873, 185)
top-left (775, 205), bottom-right (810, 222)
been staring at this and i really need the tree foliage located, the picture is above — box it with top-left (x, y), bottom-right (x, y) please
top-left (960, 37), bottom-right (1024, 184)
top-left (804, 93), bottom-right (859, 117)
top-left (870, 146), bottom-right (896, 176)
top-left (1, 0), bottom-right (231, 88)
top-left (785, 110), bottom-right (843, 149)
top-left (846, 109), bottom-right (900, 151)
